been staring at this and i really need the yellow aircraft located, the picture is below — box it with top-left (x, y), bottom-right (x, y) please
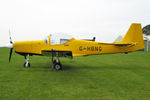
top-left (1, 23), bottom-right (144, 70)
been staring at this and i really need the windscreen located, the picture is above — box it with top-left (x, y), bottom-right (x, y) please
top-left (44, 33), bottom-right (72, 44)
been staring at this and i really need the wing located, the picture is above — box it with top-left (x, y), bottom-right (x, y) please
top-left (41, 50), bottom-right (73, 58)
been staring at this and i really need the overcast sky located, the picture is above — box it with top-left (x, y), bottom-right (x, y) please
top-left (0, 0), bottom-right (150, 45)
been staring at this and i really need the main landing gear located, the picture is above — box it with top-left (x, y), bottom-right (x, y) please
top-left (52, 52), bottom-right (62, 70)
top-left (24, 54), bottom-right (30, 68)
top-left (23, 52), bottom-right (62, 70)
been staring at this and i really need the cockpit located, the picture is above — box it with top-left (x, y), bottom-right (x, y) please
top-left (44, 33), bottom-right (72, 45)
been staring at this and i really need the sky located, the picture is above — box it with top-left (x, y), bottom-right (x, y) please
top-left (0, 0), bottom-right (150, 45)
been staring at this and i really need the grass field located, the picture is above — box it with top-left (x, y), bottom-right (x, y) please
top-left (0, 48), bottom-right (150, 100)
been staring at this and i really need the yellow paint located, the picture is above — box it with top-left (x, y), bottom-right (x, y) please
top-left (13, 23), bottom-right (144, 56)
top-left (48, 35), bottom-right (50, 45)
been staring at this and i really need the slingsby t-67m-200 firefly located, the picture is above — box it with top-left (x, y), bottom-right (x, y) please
top-left (0, 23), bottom-right (144, 70)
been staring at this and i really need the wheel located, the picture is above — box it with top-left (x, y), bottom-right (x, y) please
top-left (54, 63), bottom-right (62, 70)
top-left (24, 62), bottom-right (30, 68)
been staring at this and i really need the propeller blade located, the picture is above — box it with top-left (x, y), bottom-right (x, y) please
top-left (9, 48), bottom-right (13, 62)
top-left (9, 29), bottom-right (13, 44)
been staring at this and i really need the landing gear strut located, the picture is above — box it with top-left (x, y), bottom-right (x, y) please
top-left (24, 54), bottom-right (30, 68)
top-left (52, 52), bottom-right (62, 70)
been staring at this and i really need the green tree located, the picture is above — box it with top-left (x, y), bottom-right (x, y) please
top-left (143, 24), bottom-right (150, 35)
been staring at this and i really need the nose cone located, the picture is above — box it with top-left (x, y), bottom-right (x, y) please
top-left (13, 40), bottom-right (44, 54)
top-left (13, 41), bottom-right (32, 53)
top-left (7, 43), bottom-right (13, 48)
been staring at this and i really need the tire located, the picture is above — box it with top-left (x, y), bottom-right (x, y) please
top-left (54, 63), bottom-right (62, 70)
top-left (24, 62), bottom-right (30, 68)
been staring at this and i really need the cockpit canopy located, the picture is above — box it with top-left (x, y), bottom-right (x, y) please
top-left (44, 33), bottom-right (72, 44)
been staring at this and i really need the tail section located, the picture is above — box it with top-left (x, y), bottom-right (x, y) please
top-left (120, 23), bottom-right (144, 51)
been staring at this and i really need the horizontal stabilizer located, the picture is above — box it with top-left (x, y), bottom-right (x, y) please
top-left (114, 43), bottom-right (136, 47)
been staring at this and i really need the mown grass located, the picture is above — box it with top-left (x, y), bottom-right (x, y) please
top-left (0, 48), bottom-right (150, 100)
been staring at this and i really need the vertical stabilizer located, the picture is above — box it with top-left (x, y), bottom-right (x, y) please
top-left (121, 23), bottom-right (144, 50)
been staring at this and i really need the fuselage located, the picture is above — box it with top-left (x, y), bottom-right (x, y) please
top-left (13, 38), bottom-right (137, 56)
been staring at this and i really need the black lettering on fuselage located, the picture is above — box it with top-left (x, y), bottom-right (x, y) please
top-left (95, 47), bottom-right (98, 51)
top-left (79, 46), bottom-right (82, 51)
top-left (91, 46), bottom-right (94, 51)
top-left (87, 47), bottom-right (90, 51)
top-left (99, 47), bottom-right (102, 51)
top-left (79, 46), bottom-right (102, 51)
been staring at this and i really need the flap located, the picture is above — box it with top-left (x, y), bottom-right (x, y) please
top-left (41, 50), bottom-right (73, 58)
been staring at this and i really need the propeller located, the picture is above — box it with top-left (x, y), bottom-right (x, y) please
top-left (0, 29), bottom-right (14, 62)
top-left (8, 30), bottom-right (13, 62)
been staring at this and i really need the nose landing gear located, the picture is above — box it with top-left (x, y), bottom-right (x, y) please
top-left (24, 54), bottom-right (30, 68)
